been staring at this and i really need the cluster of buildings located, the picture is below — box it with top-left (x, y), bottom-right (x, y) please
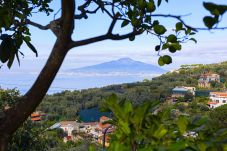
top-left (169, 73), bottom-right (227, 108)
top-left (50, 116), bottom-right (113, 146)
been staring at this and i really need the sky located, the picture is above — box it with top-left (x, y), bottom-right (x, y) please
top-left (1, 0), bottom-right (227, 71)
top-left (1, 0), bottom-right (227, 92)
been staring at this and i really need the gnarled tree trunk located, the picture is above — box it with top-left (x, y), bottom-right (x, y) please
top-left (0, 0), bottom-right (75, 150)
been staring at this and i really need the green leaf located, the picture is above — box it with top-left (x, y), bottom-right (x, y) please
top-left (129, 35), bottom-right (135, 41)
top-left (162, 55), bottom-right (172, 64)
top-left (189, 38), bottom-right (197, 43)
top-left (15, 52), bottom-right (20, 66)
top-left (0, 38), bottom-right (11, 63)
top-left (153, 124), bottom-right (167, 139)
top-left (24, 40), bottom-right (38, 57)
top-left (121, 20), bottom-right (130, 28)
top-left (167, 34), bottom-right (177, 43)
top-left (169, 141), bottom-right (187, 151)
top-left (168, 46), bottom-right (176, 53)
top-left (162, 43), bottom-right (169, 50)
top-left (155, 45), bottom-right (160, 51)
top-left (123, 101), bottom-right (133, 114)
top-left (177, 116), bottom-right (188, 134)
top-left (189, 32), bottom-right (196, 35)
top-left (138, 0), bottom-right (147, 10)
top-left (153, 20), bottom-right (159, 26)
top-left (176, 22), bottom-right (183, 32)
top-left (171, 43), bottom-right (181, 50)
top-left (157, 0), bottom-right (162, 7)
top-left (154, 25), bottom-right (167, 35)
top-left (7, 48), bottom-right (15, 68)
top-left (23, 36), bottom-right (31, 43)
top-left (147, 1), bottom-right (156, 12)
top-left (88, 144), bottom-right (96, 151)
top-left (158, 57), bottom-right (165, 66)
top-left (203, 16), bottom-right (217, 29)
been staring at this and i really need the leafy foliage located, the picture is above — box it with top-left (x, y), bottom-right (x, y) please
top-left (203, 2), bottom-right (227, 29)
top-left (8, 121), bottom-right (49, 151)
top-left (102, 95), bottom-right (227, 151)
top-left (0, 88), bottom-right (20, 110)
top-left (0, 0), bottom-right (53, 68)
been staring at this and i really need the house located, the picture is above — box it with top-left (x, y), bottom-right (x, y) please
top-left (198, 73), bottom-right (220, 88)
top-left (172, 86), bottom-right (196, 98)
top-left (208, 92), bottom-right (227, 108)
top-left (59, 121), bottom-right (80, 142)
top-left (98, 116), bottom-right (111, 131)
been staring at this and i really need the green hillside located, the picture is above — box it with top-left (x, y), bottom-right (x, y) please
top-left (38, 61), bottom-right (227, 121)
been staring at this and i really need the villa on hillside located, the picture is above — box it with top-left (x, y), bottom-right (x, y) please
top-left (208, 92), bottom-right (227, 108)
top-left (198, 73), bottom-right (220, 88)
top-left (171, 86), bottom-right (196, 98)
top-left (167, 86), bottom-right (196, 103)
top-left (59, 121), bottom-right (80, 142)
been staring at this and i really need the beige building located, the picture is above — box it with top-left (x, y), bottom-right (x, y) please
top-left (198, 73), bottom-right (220, 88)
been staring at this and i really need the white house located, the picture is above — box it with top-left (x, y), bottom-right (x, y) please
top-left (208, 92), bottom-right (227, 108)
top-left (59, 121), bottom-right (80, 142)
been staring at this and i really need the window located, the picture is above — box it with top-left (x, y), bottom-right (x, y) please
top-left (216, 100), bottom-right (219, 103)
top-left (223, 100), bottom-right (226, 103)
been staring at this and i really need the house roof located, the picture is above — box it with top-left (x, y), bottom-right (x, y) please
top-left (200, 73), bottom-right (219, 78)
top-left (172, 87), bottom-right (188, 92)
top-left (210, 92), bottom-right (227, 97)
top-left (100, 116), bottom-right (109, 121)
top-left (81, 122), bottom-right (98, 126)
top-left (60, 121), bottom-right (76, 126)
top-left (31, 113), bottom-right (40, 117)
top-left (31, 117), bottom-right (41, 121)
top-left (208, 102), bottom-right (218, 105)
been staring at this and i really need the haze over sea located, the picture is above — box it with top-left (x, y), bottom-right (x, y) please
top-left (0, 58), bottom-right (164, 94)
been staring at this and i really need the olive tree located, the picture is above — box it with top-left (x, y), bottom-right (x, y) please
top-left (0, 0), bottom-right (227, 150)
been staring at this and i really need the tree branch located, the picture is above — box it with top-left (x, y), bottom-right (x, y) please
top-left (25, 19), bottom-right (50, 30)
top-left (151, 14), bottom-right (227, 31)
top-left (69, 30), bottom-right (142, 48)
top-left (107, 14), bottom-right (120, 34)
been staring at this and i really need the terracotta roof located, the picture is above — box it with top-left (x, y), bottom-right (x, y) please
top-left (31, 117), bottom-right (41, 121)
top-left (100, 116), bottom-right (109, 121)
top-left (31, 113), bottom-right (40, 117)
top-left (210, 92), bottom-right (227, 97)
top-left (208, 102), bottom-right (218, 105)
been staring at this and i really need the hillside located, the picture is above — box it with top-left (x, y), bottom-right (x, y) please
top-left (39, 61), bottom-right (227, 121)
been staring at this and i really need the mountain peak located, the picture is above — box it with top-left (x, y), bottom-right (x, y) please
top-left (116, 57), bottom-right (135, 64)
top-left (118, 57), bottom-right (134, 62)
top-left (70, 58), bottom-right (167, 74)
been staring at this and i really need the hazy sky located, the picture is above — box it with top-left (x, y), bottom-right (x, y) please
top-left (1, 0), bottom-right (227, 72)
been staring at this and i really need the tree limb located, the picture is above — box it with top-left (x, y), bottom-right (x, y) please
top-left (69, 30), bottom-right (142, 48)
top-left (151, 14), bottom-right (227, 31)
top-left (25, 19), bottom-right (50, 30)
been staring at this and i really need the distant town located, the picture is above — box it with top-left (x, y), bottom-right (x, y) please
top-left (29, 71), bottom-right (227, 146)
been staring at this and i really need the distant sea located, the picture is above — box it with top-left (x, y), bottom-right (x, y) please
top-left (78, 107), bottom-right (111, 122)
top-left (0, 71), bottom-right (159, 94)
